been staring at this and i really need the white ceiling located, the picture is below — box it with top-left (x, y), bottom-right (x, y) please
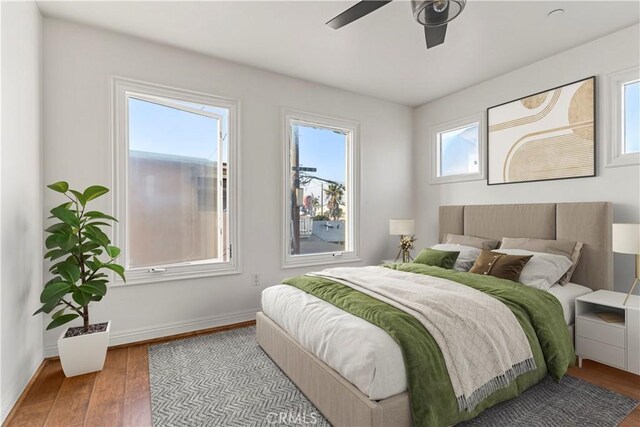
top-left (37, 1), bottom-right (640, 106)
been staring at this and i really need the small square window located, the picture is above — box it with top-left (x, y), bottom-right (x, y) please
top-left (438, 123), bottom-right (480, 177)
top-left (430, 113), bottom-right (485, 184)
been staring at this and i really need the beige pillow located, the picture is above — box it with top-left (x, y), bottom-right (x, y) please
top-left (499, 237), bottom-right (583, 285)
top-left (443, 233), bottom-right (500, 250)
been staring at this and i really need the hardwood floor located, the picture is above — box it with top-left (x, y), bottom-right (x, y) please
top-left (5, 323), bottom-right (640, 427)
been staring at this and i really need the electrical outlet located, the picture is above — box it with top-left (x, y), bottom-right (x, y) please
top-left (251, 273), bottom-right (260, 286)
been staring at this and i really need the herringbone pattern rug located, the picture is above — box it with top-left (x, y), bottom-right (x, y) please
top-left (149, 326), bottom-right (638, 426)
top-left (148, 326), bottom-right (330, 426)
top-left (461, 375), bottom-right (638, 426)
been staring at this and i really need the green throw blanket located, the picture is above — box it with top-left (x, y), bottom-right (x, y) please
top-left (282, 263), bottom-right (575, 427)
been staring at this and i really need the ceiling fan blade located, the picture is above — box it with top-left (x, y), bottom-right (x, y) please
top-left (424, 24), bottom-right (447, 49)
top-left (326, 0), bottom-right (393, 29)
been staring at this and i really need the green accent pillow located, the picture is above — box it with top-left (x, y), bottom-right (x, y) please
top-left (413, 248), bottom-right (460, 269)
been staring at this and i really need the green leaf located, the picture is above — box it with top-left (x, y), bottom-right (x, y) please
top-left (85, 258), bottom-right (102, 271)
top-left (50, 206), bottom-right (80, 227)
top-left (103, 263), bottom-right (126, 282)
top-left (56, 263), bottom-right (81, 284)
top-left (83, 185), bottom-right (109, 202)
top-left (80, 281), bottom-right (107, 296)
top-left (48, 256), bottom-right (77, 274)
top-left (84, 211), bottom-right (118, 222)
top-left (51, 307), bottom-right (66, 319)
top-left (44, 276), bottom-right (64, 288)
top-left (69, 190), bottom-right (88, 206)
top-left (72, 289), bottom-right (92, 306)
top-left (46, 314), bottom-right (79, 330)
top-left (84, 225), bottom-right (111, 248)
top-left (45, 223), bottom-right (71, 234)
top-left (84, 221), bottom-right (112, 228)
top-left (106, 246), bottom-right (121, 258)
top-left (44, 249), bottom-right (69, 261)
top-left (33, 299), bottom-right (62, 315)
top-left (47, 181), bottom-right (69, 193)
top-left (45, 233), bottom-right (66, 249)
top-left (40, 281), bottom-right (71, 303)
top-left (45, 233), bottom-right (78, 250)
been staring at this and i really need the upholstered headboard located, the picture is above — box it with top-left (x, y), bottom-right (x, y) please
top-left (439, 202), bottom-right (613, 291)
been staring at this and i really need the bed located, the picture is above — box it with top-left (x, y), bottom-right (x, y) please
top-left (257, 202), bottom-right (613, 427)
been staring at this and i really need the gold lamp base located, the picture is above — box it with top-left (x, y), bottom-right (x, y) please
top-left (394, 249), bottom-right (413, 263)
top-left (623, 254), bottom-right (640, 306)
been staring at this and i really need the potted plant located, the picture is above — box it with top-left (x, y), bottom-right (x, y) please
top-left (34, 182), bottom-right (125, 377)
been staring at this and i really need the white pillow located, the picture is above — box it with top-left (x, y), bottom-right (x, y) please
top-left (431, 243), bottom-right (481, 272)
top-left (493, 248), bottom-right (573, 291)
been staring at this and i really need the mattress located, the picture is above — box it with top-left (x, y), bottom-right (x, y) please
top-left (548, 282), bottom-right (592, 325)
top-left (261, 281), bottom-right (591, 401)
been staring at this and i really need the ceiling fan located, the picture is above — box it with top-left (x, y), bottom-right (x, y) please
top-left (326, 0), bottom-right (467, 49)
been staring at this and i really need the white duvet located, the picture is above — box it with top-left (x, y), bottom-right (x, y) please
top-left (261, 281), bottom-right (591, 401)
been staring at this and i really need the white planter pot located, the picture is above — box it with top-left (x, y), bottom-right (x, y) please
top-left (57, 321), bottom-right (111, 377)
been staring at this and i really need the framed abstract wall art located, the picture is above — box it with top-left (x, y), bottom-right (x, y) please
top-left (487, 76), bottom-right (596, 185)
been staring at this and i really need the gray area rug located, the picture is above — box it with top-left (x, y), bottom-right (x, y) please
top-left (148, 326), bottom-right (329, 426)
top-left (149, 326), bottom-right (638, 427)
top-left (461, 375), bottom-right (638, 427)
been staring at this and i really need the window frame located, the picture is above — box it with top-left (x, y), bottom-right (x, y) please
top-left (281, 108), bottom-right (360, 269)
top-left (606, 66), bottom-right (640, 168)
top-left (112, 76), bottom-right (241, 285)
top-left (429, 112), bottom-right (485, 184)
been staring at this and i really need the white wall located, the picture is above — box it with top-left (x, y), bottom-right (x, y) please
top-left (413, 25), bottom-right (640, 293)
top-left (42, 18), bottom-right (414, 354)
top-left (0, 0), bottom-right (44, 420)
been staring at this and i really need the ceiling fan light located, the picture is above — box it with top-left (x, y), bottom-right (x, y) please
top-left (411, 0), bottom-right (466, 27)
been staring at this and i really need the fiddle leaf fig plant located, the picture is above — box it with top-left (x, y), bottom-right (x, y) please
top-left (34, 182), bottom-right (125, 332)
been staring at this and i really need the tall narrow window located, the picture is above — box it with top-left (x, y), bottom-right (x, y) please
top-left (623, 80), bottom-right (639, 154)
top-left (430, 113), bottom-right (485, 183)
top-left (114, 78), bottom-right (238, 283)
top-left (606, 67), bottom-right (640, 167)
top-left (283, 110), bottom-right (359, 267)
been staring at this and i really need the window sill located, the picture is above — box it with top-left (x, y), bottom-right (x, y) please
top-left (111, 265), bottom-right (241, 287)
top-left (430, 173), bottom-right (485, 185)
top-left (282, 254), bottom-right (361, 270)
top-left (606, 153), bottom-right (640, 168)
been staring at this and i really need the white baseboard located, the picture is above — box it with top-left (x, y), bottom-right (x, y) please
top-left (1, 358), bottom-right (43, 423)
top-left (44, 308), bottom-right (259, 357)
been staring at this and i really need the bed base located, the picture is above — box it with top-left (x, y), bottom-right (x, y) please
top-left (256, 312), bottom-right (412, 427)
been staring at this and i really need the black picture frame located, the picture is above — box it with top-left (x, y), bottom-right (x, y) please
top-left (486, 76), bottom-right (596, 186)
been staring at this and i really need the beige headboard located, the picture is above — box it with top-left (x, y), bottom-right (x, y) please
top-left (439, 202), bottom-right (613, 291)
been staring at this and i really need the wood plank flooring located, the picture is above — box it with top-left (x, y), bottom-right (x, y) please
top-left (5, 323), bottom-right (640, 427)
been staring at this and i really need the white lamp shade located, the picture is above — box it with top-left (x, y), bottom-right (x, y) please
top-left (613, 223), bottom-right (640, 254)
top-left (389, 219), bottom-right (415, 236)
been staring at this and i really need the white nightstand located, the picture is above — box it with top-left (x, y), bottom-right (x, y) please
top-left (575, 290), bottom-right (640, 374)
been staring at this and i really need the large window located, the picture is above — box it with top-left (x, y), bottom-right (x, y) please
top-left (430, 113), bottom-right (485, 183)
top-left (607, 67), bottom-right (640, 167)
top-left (113, 78), bottom-right (238, 283)
top-left (282, 109), bottom-right (359, 267)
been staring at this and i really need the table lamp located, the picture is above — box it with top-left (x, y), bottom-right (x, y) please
top-left (612, 223), bottom-right (640, 305)
top-left (389, 219), bottom-right (415, 263)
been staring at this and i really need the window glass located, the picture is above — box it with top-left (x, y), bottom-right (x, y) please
top-left (623, 80), bottom-right (639, 154)
top-left (127, 96), bottom-right (229, 269)
top-left (289, 122), bottom-right (349, 256)
top-left (438, 123), bottom-right (480, 176)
